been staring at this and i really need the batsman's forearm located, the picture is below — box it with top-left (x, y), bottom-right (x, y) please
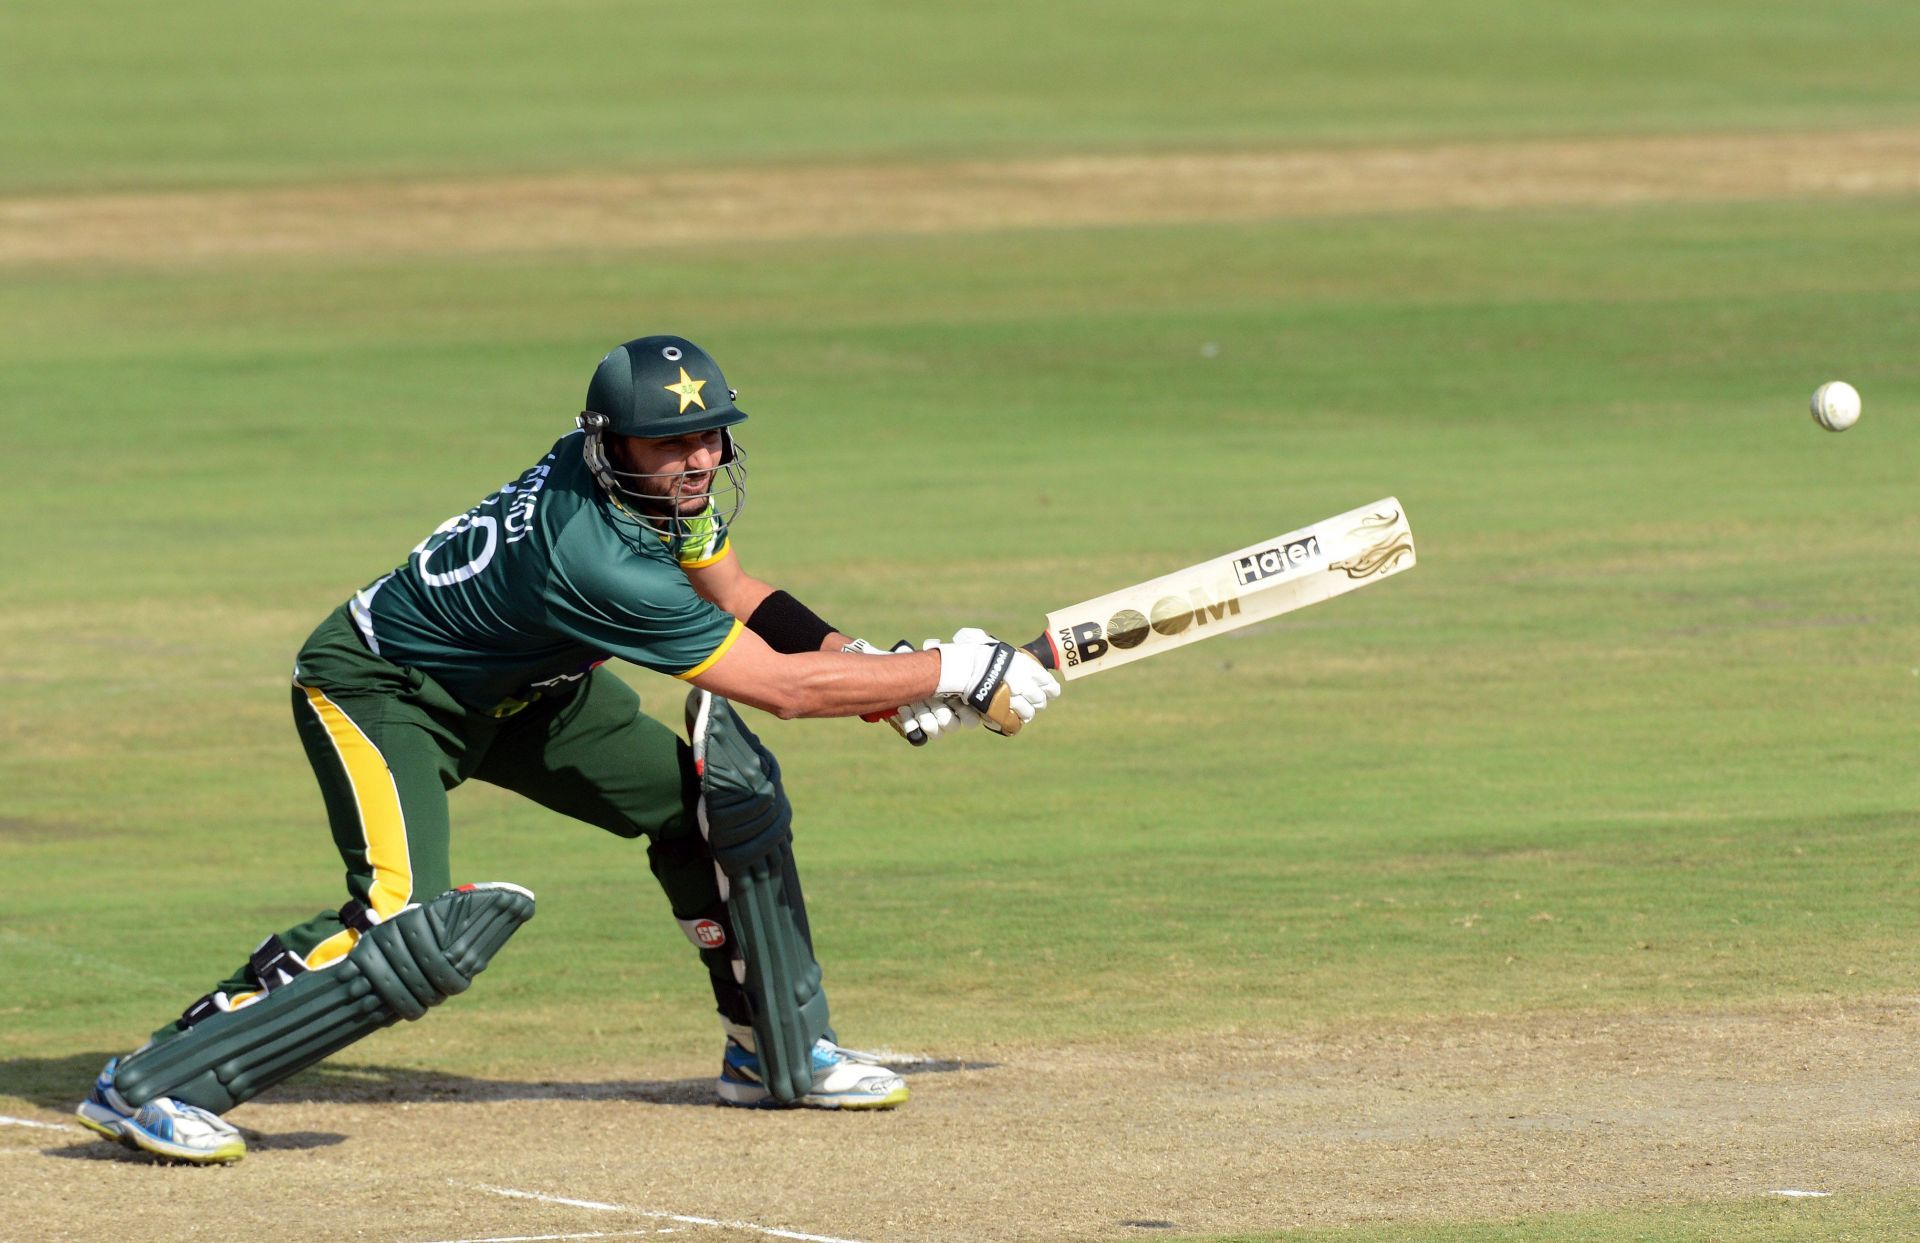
top-left (744, 649), bottom-right (941, 720)
top-left (783, 649), bottom-right (941, 719)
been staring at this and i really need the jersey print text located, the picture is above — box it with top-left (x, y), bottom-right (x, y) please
top-left (413, 454), bottom-right (554, 589)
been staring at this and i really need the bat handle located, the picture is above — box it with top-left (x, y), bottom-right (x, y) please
top-left (1021, 633), bottom-right (1057, 671)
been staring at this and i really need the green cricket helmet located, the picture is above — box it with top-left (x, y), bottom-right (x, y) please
top-left (576, 335), bottom-right (749, 536)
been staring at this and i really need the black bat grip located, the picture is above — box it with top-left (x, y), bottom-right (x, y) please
top-left (1021, 633), bottom-right (1057, 670)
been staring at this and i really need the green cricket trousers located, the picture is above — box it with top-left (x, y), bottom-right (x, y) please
top-left (154, 604), bottom-right (739, 1041)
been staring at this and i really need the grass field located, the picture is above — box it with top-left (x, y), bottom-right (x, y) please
top-left (6, 0), bottom-right (1920, 193)
top-left (3, 3), bottom-right (1919, 1241)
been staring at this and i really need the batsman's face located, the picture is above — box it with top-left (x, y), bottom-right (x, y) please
top-left (608, 430), bottom-right (723, 515)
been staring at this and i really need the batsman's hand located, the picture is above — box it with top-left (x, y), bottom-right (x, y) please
top-left (931, 627), bottom-right (1061, 736)
top-left (844, 639), bottom-right (982, 746)
top-left (897, 694), bottom-right (984, 743)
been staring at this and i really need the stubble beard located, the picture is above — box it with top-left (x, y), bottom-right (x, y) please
top-left (633, 473), bottom-right (711, 520)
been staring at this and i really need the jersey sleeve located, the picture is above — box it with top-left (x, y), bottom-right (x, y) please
top-left (542, 531), bottom-right (744, 679)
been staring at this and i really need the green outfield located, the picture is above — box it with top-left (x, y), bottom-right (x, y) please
top-left (3, 2), bottom-right (1919, 1240)
top-left (6, 0), bottom-right (1920, 192)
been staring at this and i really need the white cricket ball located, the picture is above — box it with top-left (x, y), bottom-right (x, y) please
top-left (1810, 380), bottom-right (1861, 432)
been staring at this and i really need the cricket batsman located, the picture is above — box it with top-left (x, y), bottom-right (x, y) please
top-left (76, 334), bottom-right (1061, 1164)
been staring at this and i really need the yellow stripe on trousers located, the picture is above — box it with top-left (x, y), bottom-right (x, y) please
top-left (298, 683), bottom-right (415, 970)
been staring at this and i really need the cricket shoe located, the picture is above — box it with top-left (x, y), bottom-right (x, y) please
top-left (75, 1057), bottom-right (246, 1164)
top-left (717, 1022), bottom-right (908, 1110)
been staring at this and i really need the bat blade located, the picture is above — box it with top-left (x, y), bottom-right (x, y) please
top-left (1026, 498), bottom-right (1415, 678)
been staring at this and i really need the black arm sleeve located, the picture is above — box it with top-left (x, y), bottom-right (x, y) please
top-left (745, 590), bottom-right (840, 654)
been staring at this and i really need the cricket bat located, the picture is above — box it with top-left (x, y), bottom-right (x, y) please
top-left (877, 498), bottom-right (1415, 741)
top-left (1017, 496), bottom-right (1416, 682)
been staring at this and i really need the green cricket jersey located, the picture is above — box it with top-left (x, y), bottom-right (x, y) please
top-left (343, 430), bottom-right (743, 715)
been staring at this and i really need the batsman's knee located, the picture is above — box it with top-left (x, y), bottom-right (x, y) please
top-left (690, 694), bottom-right (794, 870)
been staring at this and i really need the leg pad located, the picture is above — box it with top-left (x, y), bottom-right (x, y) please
top-left (691, 692), bottom-right (829, 1104)
top-left (114, 883), bottom-right (534, 1113)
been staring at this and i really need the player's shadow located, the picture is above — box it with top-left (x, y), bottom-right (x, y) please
top-left (4, 1052), bottom-right (350, 1159)
top-left (39, 1130), bottom-right (347, 1162)
top-left (1, 1049), bottom-right (992, 1117)
top-left (272, 1053), bottom-right (993, 1107)
top-left (284, 1062), bottom-right (719, 1106)
top-left (3, 1051), bottom-right (157, 1112)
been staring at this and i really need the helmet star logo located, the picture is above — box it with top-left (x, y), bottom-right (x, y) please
top-left (664, 367), bottom-right (708, 413)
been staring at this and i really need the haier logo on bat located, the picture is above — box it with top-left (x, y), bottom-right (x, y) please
top-left (1232, 535), bottom-right (1321, 586)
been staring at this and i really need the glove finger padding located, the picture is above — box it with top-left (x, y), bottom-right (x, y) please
top-left (903, 698), bottom-right (980, 738)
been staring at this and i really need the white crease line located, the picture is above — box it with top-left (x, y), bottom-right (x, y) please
top-left (841, 1048), bottom-right (936, 1066)
top-left (477, 1184), bottom-right (869, 1243)
top-left (1771, 1189), bottom-right (1833, 1198)
top-left (0, 1115), bottom-right (72, 1132)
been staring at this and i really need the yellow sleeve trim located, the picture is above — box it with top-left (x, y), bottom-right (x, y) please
top-left (675, 616), bottom-right (745, 681)
top-left (679, 535), bottom-right (731, 570)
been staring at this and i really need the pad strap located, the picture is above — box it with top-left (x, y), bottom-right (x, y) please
top-left (249, 934), bottom-right (309, 991)
top-left (178, 933), bottom-right (311, 1029)
top-left (338, 897), bottom-right (385, 933)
